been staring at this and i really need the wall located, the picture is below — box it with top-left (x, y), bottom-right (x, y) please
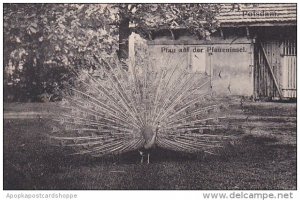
top-left (147, 35), bottom-right (254, 97)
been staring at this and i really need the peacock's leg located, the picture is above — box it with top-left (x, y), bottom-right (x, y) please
top-left (139, 150), bottom-right (144, 164)
top-left (147, 153), bottom-right (150, 164)
top-left (141, 156), bottom-right (143, 164)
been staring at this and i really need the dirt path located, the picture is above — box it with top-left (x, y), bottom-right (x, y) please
top-left (4, 112), bottom-right (51, 119)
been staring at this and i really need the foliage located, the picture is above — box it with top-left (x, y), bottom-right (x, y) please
top-left (4, 4), bottom-right (119, 102)
top-left (117, 4), bottom-right (220, 39)
top-left (4, 3), bottom-right (220, 102)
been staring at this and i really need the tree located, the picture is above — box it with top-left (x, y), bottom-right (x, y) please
top-left (116, 4), bottom-right (221, 59)
top-left (3, 3), bottom-right (220, 102)
top-left (4, 4), bottom-right (118, 101)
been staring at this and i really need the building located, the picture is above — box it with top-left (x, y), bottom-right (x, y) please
top-left (129, 3), bottom-right (297, 100)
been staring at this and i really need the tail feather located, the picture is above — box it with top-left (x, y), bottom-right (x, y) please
top-left (49, 52), bottom-right (240, 157)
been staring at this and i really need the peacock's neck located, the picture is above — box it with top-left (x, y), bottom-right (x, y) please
top-left (141, 125), bottom-right (157, 149)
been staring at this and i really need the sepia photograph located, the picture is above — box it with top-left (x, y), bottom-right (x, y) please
top-left (2, 1), bottom-right (297, 193)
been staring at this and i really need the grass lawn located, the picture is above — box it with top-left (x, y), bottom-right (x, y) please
top-left (3, 101), bottom-right (297, 190)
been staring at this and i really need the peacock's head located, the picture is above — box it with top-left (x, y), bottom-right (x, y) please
top-left (141, 125), bottom-right (158, 149)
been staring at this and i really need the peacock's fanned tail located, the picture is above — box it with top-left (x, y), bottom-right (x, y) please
top-left (49, 52), bottom-right (235, 157)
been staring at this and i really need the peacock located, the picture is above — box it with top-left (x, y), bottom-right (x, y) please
top-left (48, 50), bottom-right (236, 164)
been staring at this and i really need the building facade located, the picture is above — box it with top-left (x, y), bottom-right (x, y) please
top-left (129, 3), bottom-right (297, 100)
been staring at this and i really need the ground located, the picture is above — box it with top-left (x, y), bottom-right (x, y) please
top-left (3, 100), bottom-right (297, 190)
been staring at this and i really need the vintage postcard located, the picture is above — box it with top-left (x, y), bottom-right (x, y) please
top-left (2, 1), bottom-right (297, 199)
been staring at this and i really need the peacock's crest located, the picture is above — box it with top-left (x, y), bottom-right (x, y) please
top-left (49, 51), bottom-right (235, 157)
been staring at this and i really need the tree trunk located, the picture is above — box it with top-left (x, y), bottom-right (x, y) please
top-left (118, 17), bottom-right (130, 60)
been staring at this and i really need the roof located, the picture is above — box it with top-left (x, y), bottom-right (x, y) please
top-left (217, 3), bottom-right (296, 27)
